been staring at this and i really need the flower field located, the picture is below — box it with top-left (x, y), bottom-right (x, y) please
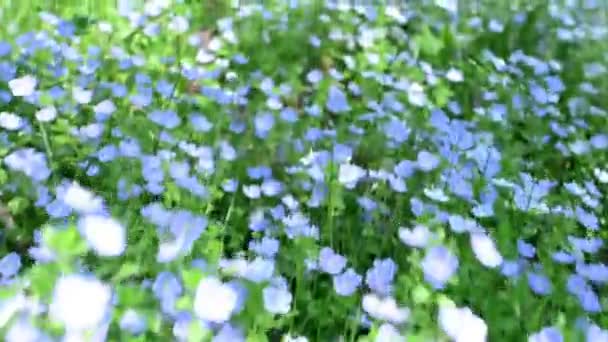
top-left (1, 1), bottom-right (608, 341)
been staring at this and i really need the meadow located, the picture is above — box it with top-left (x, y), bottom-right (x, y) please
top-left (1, 0), bottom-right (608, 341)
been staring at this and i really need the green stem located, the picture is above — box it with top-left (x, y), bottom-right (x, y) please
top-left (327, 164), bottom-right (335, 248)
top-left (38, 122), bottom-right (55, 170)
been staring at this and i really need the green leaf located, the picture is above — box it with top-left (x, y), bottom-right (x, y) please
top-left (44, 225), bottom-right (88, 258)
top-left (7, 196), bottom-right (29, 215)
top-left (181, 268), bottom-right (204, 292)
top-left (412, 284), bottom-right (432, 304)
top-left (28, 263), bottom-right (61, 298)
top-left (117, 285), bottom-right (151, 307)
top-left (246, 331), bottom-right (269, 342)
top-left (112, 262), bottom-right (141, 282)
top-left (0, 168), bottom-right (7, 185)
top-left (414, 26), bottom-right (445, 57)
top-left (188, 320), bottom-right (212, 342)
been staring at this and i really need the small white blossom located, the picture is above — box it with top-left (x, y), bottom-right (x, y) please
top-left (9, 75), bottom-right (37, 97)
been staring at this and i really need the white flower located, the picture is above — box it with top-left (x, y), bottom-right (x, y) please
top-left (49, 275), bottom-right (112, 332)
top-left (6, 318), bottom-right (46, 342)
top-left (398, 225), bottom-right (432, 248)
top-left (196, 49), bottom-right (215, 64)
top-left (338, 163), bottom-right (366, 189)
top-left (470, 232), bottom-right (503, 268)
top-left (446, 68), bottom-right (464, 82)
top-left (60, 182), bottom-right (104, 214)
top-left (98, 21), bottom-right (113, 33)
top-left (407, 82), bottom-right (427, 107)
top-left (8, 75), bottom-right (37, 97)
top-left (262, 284), bottom-right (292, 314)
top-left (35, 106), bottom-right (57, 122)
top-left (194, 277), bottom-right (237, 323)
top-left (73, 87), bottom-right (93, 104)
top-left (0, 112), bottom-right (24, 130)
top-left (362, 294), bottom-right (410, 324)
top-left (79, 215), bottom-right (127, 257)
top-left (423, 187), bottom-right (449, 202)
top-left (593, 168), bottom-right (608, 184)
top-left (438, 306), bottom-right (487, 342)
top-left (376, 323), bottom-right (405, 342)
top-left (168, 16), bottom-right (189, 34)
top-left (93, 100), bottom-right (116, 115)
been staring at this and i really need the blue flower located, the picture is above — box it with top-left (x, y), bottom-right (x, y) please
top-left (249, 237), bottom-right (280, 258)
top-left (517, 239), bottom-right (536, 258)
top-left (399, 224), bottom-right (432, 248)
top-left (383, 119), bottom-right (410, 144)
top-left (366, 258), bottom-right (397, 296)
top-left (338, 163), bottom-right (366, 189)
top-left (244, 258), bottom-right (275, 283)
top-left (261, 178), bottom-right (283, 197)
top-left (438, 305), bottom-right (487, 342)
top-left (577, 263), bottom-right (608, 283)
top-left (448, 214), bottom-right (478, 233)
top-left (333, 268), bottom-right (362, 296)
top-left (568, 236), bottom-right (603, 254)
top-left (527, 272), bottom-right (552, 295)
top-left (189, 113), bottom-right (213, 132)
top-left (263, 283), bottom-right (292, 314)
top-left (157, 211), bottom-right (208, 262)
top-left (120, 309), bottom-right (147, 335)
top-left (213, 323), bottom-right (245, 342)
top-left (153, 271), bottom-right (183, 316)
top-left (326, 85), bottom-right (350, 113)
top-left (421, 246), bottom-right (459, 289)
top-left (362, 293), bottom-right (410, 324)
top-left (149, 110), bottom-right (181, 129)
top-left (587, 324), bottom-right (608, 342)
top-left (512, 173), bottom-right (555, 211)
top-left (4, 148), bottom-right (51, 182)
top-left (575, 206), bottom-right (599, 230)
top-left (248, 210), bottom-right (269, 232)
top-left (254, 112), bottom-right (275, 138)
top-left (307, 69), bottom-right (323, 84)
top-left (319, 247), bottom-right (347, 275)
top-left (0, 252), bottom-right (21, 279)
top-left (416, 151), bottom-right (440, 172)
top-left (529, 327), bottom-right (563, 342)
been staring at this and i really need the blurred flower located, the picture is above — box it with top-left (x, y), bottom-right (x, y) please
top-left (49, 274), bottom-right (112, 332)
top-left (421, 246), bottom-right (459, 289)
top-left (8, 75), bottom-right (37, 97)
top-left (470, 232), bottom-right (503, 268)
top-left (194, 277), bottom-right (238, 323)
top-left (263, 283), bottom-right (292, 314)
top-left (529, 327), bottom-right (563, 342)
top-left (319, 247), bottom-right (347, 275)
top-left (0, 112), bottom-right (24, 130)
top-left (366, 258), bottom-right (397, 296)
top-left (438, 306), bottom-right (487, 342)
top-left (333, 268), bottom-right (362, 296)
top-left (120, 309), bottom-right (147, 335)
top-left (79, 214), bottom-right (126, 257)
top-left (58, 182), bottom-right (104, 214)
top-left (35, 106), bottom-right (57, 122)
top-left (399, 225), bottom-right (432, 248)
top-left (0, 252), bottom-right (21, 280)
top-left (362, 294), bottom-right (409, 324)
